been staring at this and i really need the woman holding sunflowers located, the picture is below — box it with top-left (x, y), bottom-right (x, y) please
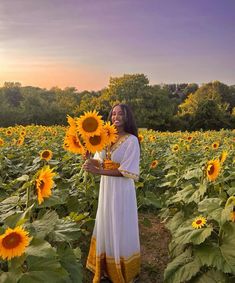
top-left (84, 104), bottom-right (140, 283)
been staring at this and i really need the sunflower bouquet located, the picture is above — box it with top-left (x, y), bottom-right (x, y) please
top-left (63, 110), bottom-right (118, 169)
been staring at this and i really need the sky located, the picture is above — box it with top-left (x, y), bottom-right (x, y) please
top-left (0, 0), bottom-right (235, 91)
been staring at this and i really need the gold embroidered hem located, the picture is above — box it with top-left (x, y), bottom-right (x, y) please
top-left (86, 237), bottom-right (141, 283)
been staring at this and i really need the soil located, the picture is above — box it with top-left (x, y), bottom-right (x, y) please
top-left (81, 211), bottom-right (171, 283)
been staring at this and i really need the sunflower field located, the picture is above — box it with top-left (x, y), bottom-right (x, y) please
top-left (0, 124), bottom-right (234, 282)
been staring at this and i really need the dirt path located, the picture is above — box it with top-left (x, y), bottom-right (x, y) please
top-left (82, 212), bottom-right (171, 283)
top-left (138, 212), bottom-right (171, 283)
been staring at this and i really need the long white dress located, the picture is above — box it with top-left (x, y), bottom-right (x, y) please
top-left (86, 134), bottom-right (140, 283)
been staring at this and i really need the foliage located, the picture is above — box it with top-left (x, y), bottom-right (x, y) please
top-left (0, 125), bottom-right (235, 281)
top-left (1, 77), bottom-right (234, 131)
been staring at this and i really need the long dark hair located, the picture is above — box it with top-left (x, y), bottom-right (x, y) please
top-left (107, 103), bottom-right (138, 139)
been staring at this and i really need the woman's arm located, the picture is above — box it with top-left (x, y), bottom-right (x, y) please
top-left (83, 159), bottom-right (123, 177)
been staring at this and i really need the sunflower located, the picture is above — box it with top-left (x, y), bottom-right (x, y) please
top-left (186, 136), bottom-right (193, 142)
top-left (0, 138), bottom-right (4, 146)
top-left (17, 138), bottom-right (24, 146)
top-left (5, 128), bottom-right (13, 136)
top-left (138, 134), bottom-right (144, 143)
top-left (103, 122), bottom-right (118, 145)
top-left (76, 110), bottom-right (103, 138)
top-left (150, 160), bottom-right (159, 169)
top-left (192, 216), bottom-right (207, 229)
top-left (36, 166), bottom-right (56, 205)
top-left (172, 144), bottom-right (179, 152)
top-left (206, 159), bottom-right (220, 182)
top-left (63, 132), bottom-right (85, 154)
top-left (219, 151), bottom-right (228, 164)
top-left (0, 226), bottom-right (30, 260)
top-left (40, 149), bottom-right (53, 161)
top-left (211, 141), bottom-right (219, 150)
top-left (84, 130), bottom-right (108, 153)
top-left (66, 115), bottom-right (77, 130)
top-left (149, 135), bottom-right (156, 142)
top-left (20, 130), bottom-right (26, 137)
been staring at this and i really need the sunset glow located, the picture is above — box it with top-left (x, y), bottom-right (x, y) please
top-left (1, 0), bottom-right (235, 90)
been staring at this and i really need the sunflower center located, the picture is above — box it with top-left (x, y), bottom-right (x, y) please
top-left (2, 232), bottom-right (22, 249)
top-left (208, 164), bottom-right (214, 175)
top-left (82, 118), bottom-right (98, 132)
top-left (42, 151), bottom-right (50, 158)
top-left (196, 220), bottom-right (202, 225)
top-left (89, 135), bottom-right (101, 146)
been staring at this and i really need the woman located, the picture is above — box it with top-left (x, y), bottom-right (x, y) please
top-left (84, 104), bottom-right (140, 283)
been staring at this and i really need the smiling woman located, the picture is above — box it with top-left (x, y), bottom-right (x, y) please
top-left (84, 104), bottom-right (140, 283)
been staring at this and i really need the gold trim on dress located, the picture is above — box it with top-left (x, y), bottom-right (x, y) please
top-left (119, 169), bottom-right (139, 181)
top-left (109, 134), bottom-right (131, 155)
top-left (86, 237), bottom-right (140, 283)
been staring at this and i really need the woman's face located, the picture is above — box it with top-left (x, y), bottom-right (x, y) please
top-left (111, 105), bottom-right (126, 128)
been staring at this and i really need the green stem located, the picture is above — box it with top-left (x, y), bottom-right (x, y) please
top-left (26, 186), bottom-right (30, 209)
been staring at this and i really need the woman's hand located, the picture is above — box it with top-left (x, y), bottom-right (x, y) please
top-left (83, 159), bottom-right (101, 174)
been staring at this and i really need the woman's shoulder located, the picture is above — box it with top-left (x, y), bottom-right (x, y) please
top-left (127, 134), bottom-right (139, 144)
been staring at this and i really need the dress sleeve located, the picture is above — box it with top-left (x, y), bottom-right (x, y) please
top-left (118, 136), bottom-right (140, 181)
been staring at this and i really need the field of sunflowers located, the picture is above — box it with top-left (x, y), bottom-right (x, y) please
top-left (0, 122), bottom-right (234, 282)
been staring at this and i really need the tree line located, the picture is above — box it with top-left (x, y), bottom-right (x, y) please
top-left (0, 74), bottom-right (235, 131)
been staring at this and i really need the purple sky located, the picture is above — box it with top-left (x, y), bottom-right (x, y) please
top-left (1, 0), bottom-right (235, 90)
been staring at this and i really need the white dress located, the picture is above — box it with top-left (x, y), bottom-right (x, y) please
top-left (86, 134), bottom-right (140, 283)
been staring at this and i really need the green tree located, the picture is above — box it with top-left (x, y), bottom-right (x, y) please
top-left (138, 85), bottom-right (175, 130)
top-left (192, 100), bottom-right (231, 130)
top-left (2, 82), bottom-right (23, 107)
top-left (178, 81), bottom-right (229, 117)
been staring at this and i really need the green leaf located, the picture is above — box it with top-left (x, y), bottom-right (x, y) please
top-left (164, 249), bottom-right (202, 283)
top-left (183, 168), bottom-right (202, 180)
top-left (4, 204), bottom-right (34, 228)
top-left (0, 196), bottom-right (20, 222)
top-left (170, 183), bottom-right (205, 205)
top-left (32, 210), bottom-right (58, 238)
top-left (166, 211), bottom-right (185, 234)
top-left (227, 186), bottom-right (235, 196)
top-left (142, 191), bottom-right (162, 208)
top-left (194, 244), bottom-right (233, 273)
top-left (198, 198), bottom-right (223, 223)
top-left (174, 226), bottom-right (213, 245)
top-left (19, 256), bottom-right (68, 283)
top-left (16, 175), bottom-right (29, 182)
top-left (220, 206), bottom-right (232, 226)
top-left (220, 222), bottom-right (235, 274)
top-left (57, 244), bottom-right (83, 283)
top-left (49, 220), bottom-right (81, 242)
top-left (37, 189), bottom-right (67, 208)
top-left (191, 269), bottom-right (228, 283)
top-left (0, 270), bottom-right (22, 283)
top-left (26, 238), bottom-right (57, 258)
